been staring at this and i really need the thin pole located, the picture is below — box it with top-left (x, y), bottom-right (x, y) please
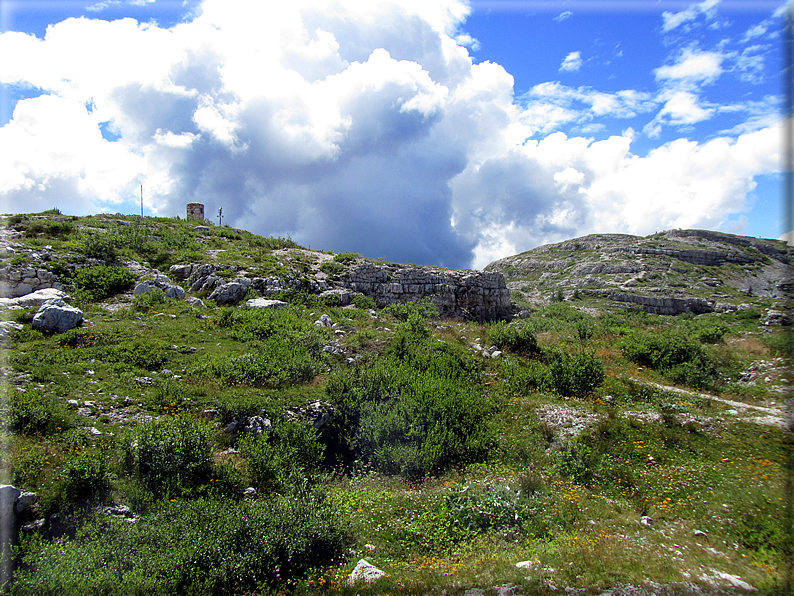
top-left (140, 185), bottom-right (144, 217)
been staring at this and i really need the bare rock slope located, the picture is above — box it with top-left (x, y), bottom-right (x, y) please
top-left (485, 229), bottom-right (792, 315)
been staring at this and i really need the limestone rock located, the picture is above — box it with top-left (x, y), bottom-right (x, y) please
top-left (208, 279), bottom-right (251, 305)
top-left (347, 559), bottom-right (385, 585)
top-left (31, 298), bottom-right (83, 333)
top-left (185, 297), bottom-right (205, 308)
top-left (246, 298), bottom-right (287, 309)
top-left (315, 314), bottom-right (333, 327)
top-left (133, 275), bottom-right (186, 300)
top-left (0, 287), bottom-right (69, 309)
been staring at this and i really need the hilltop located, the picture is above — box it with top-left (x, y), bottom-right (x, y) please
top-left (486, 229), bottom-right (791, 316)
top-left (0, 210), bottom-right (791, 596)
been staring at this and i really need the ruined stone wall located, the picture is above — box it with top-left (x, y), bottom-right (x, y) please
top-left (342, 263), bottom-right (511, 322)
top-left (0, 266), bottom-right (63, 298)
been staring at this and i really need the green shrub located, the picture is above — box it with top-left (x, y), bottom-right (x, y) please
top-left (99, 338), bottom-right (169, 370)
top-left (71, 265), bottom-right (137, 302)
top-left (9, 391), bottom-right (70, 435)
top-left (488, 321), bottom-right (539, 354)
top-left (382, 297), bottom-right (438, 322)
top-left (352, 294), bottom-right (377, 310)
top-left (496, 357), bottom-right (550, 395)
top-left (79, 231), bottom-right (119, 263)
top-left (131, 287), bottom-right (166, 311)
top-left (555, 439), bottom-right (598, 484)
top-left (192, 337), bottom-right (321, 387)
top-left (319, 261), bottom-right (345, 277)
top-left (691, 324), bottom-right (726, 344)
top-left (327, 336), bottom-right (490, 477)
top-left (621, 328), bottom-right (718, 388)
top-left (548, 351), bottom-right (605, 398)
top-left (129, 417), bottom-right (213, 495)
top-left (218, 306), bottom-right (317, 342)
top-left (13, 492), bottom-right (350, 595)
top-left (59, 449), bottom-right (109, 502)
top-left (238, 419), bottom-right (325, 492)
top-left (333, 252), bottom-right (359, 263)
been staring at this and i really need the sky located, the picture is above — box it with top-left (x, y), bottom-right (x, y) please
top-left (0, 0), bottom-right (788, 269)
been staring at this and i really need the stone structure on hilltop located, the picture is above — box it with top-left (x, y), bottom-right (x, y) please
top-left (186, 203), bottom-right (205, 221)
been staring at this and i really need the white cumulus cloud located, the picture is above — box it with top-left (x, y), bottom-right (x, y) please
top-left (559, 51), bottom-right (582, 73)
top-left (0, 0), bottom-right (782, 269)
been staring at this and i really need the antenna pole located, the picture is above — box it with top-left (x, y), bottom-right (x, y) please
top-left (140, 185), bottom-right (144, 217)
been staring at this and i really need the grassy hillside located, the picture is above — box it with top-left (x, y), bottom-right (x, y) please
top-left (1, 211), bottom-right (791, 595)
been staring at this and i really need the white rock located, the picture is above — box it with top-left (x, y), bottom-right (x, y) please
top-left (246, 298), bottom-right (288, 309)
top-left (347, 559), bottom-right (385, 585)
top-left (515, 561), bottom-right (536, 570)
top-left (31, 299), bottom-right (83, 333)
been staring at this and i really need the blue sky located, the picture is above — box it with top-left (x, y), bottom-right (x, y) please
top-left (0, 0), bottom-right (787, 268)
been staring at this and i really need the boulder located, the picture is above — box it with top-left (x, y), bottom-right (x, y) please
top-left (314, 314), bottom-right (333, 327)
top-left (246, 298), bottom-right (288, 309)
top-left (208, 279), bottom-right (251, 305)
top-left (347, 559), bottom-right (386, 585)
top-left (31, 298), bottom-right (83, 333)
top-left (185, 297), bottom-right (205, 308)
top-left (133, 275), bottom-right (186, 300)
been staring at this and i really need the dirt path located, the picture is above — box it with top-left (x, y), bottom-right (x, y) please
top-left (629, 377), bottom-right (792, 430)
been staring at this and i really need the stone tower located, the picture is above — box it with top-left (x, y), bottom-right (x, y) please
top-left (186, 203), bottom-right (204, 221)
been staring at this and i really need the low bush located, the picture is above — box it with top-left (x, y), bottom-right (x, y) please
top-left (131, 288), bottom-right (166, 312)
top-left (218, 306), bottom-right (317, 343)
top-left (382, 297), bottom-right (438, 322)
top-left (621, 328), bottom-right (718, 389)
top-left (548, 351), bottom-right (605, 398)
top-left (13, 491), bottom-right (350, 595)
top-left (98, 338), bottom-right (170, 371)
top-left (496, 357), bottom-right (550, 396)
top-left (192, 337), bottom-right (322, 387)
top-left (59, 448), bottom-right (109, 503)
top-left (319, 261), bottom-right (345, 277)
top-left (78, 231), bottom-right (119, 263)
top-left (352, 294), bottom-right (377, 310)
top-left (238, 419), bottom-right (325, 492)
top-left (128, 417), bottom-right (213, 496)
top-left (333, 252), bottom-right (359, 263)
top-left (327, 334), bottom-right (490, 477)
top-left (9, 391), bottom-right (71, 435)
top-left (71, 265), bottom-right (137, 302)
top-left (488, 321), bottom-right (539, 354)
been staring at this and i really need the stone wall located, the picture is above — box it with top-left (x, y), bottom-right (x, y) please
top-left (342, 262), bottom-right (511, 322)
top-left (588, 290), bottom-right (714, 315)
top-left (0, 266), bottom-right (63, 298)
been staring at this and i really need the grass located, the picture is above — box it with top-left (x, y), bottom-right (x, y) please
top-left (1, 211), bottom-right (791, 595)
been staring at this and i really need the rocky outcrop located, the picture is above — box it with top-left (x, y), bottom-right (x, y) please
top-left (1, 485), bottom-right (39, 584)
top-left (486, 229), bottom-right (793, 311)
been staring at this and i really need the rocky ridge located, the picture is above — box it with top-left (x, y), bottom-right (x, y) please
top-left (485, 229), bottom-right (792, 315)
